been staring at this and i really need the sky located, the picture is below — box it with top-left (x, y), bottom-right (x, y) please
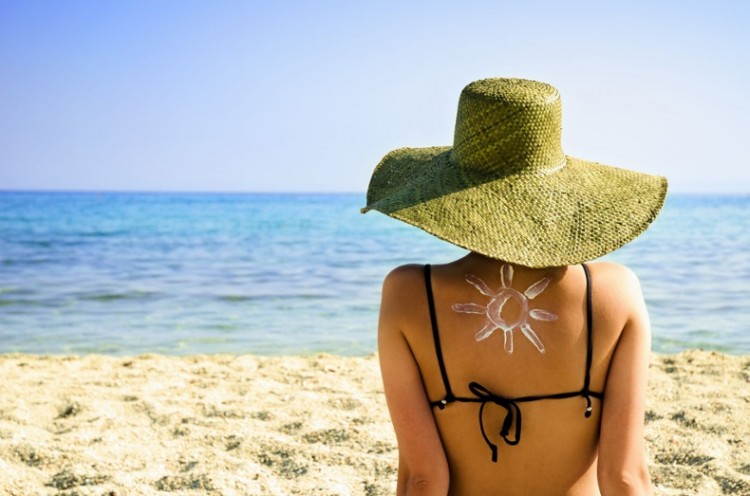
top-left (0, 1), bottom-right (748, 193)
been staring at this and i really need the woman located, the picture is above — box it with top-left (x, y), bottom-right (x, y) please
top-left (362, 78), bottom-right (667, 495)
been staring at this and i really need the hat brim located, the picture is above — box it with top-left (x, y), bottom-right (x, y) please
top-left (362, 146), bottom-right (667, 268)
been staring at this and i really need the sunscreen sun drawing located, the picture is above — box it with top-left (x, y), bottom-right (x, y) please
top-left (452, 264), bottom-right (557, 354)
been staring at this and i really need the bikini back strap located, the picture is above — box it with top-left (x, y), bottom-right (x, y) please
top-left (424, 265), bottom-right (455, 406)
top-left (581, 263), bottom-right (594, 416)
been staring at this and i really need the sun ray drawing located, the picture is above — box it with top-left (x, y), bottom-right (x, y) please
top-left (452, 264), bottom-right (557, 354)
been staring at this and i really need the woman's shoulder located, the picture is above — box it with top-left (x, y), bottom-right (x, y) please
top-left (384, 262), bottom-right (424, 278)
top-left (585, 261), bottom-right (647, 327)
top-left (585, 261), bottom-right (643, 292)
top-left (380, 264), bottom-right (428, 321)
top-left (382, 263), bottom-right (426, 291)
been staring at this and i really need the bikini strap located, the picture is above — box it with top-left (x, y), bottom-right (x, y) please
top-left (581, 263), bottom-right (594, 417)
top-left (424, 265), bottom-right (455, 407)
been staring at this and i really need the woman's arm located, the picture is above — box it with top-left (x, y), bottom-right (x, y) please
top-left (597, 266), bottom-right (653, 495)
top-left (378, 265), bottom-right (450, 496)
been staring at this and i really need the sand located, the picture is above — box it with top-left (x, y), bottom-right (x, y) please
top-left (0, 351), bottom-right (748, 496)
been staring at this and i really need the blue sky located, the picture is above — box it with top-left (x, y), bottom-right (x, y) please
top-left (0, 1), bottom-right (748, 193)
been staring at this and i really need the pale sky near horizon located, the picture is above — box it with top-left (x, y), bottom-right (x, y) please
top-left (1, 1), bottom-right (748, 193)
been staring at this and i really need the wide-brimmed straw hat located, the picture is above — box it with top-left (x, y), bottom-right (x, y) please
top-left (361, 78), bottom-right (668, 268)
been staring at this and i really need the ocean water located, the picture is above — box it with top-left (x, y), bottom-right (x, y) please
top-left (0, 192), bottom-right (748, 356)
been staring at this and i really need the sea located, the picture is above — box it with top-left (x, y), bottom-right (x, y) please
top-left (1, 192), bottom-right (748, 356)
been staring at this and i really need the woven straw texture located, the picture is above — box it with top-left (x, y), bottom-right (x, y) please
top-left (362, 78), bottom-right (668, 268)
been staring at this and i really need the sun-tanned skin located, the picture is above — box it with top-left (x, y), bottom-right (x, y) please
top-left (378, 252), bottom-right (652, 496)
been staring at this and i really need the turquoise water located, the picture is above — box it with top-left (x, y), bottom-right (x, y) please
top-left (1, 192), bottom-right (748, 355)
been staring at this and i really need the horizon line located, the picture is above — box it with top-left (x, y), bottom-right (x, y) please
top-left (0, 188), bottom-right (748, 197)
top-left (0, 188), bottom-right (366, 195)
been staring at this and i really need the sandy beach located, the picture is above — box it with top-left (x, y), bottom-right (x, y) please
top-left (0, 351), bottom-right (748, 496)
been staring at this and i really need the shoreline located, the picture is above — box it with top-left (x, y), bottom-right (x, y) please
top-left (1, 351), bottom-right (748, 495)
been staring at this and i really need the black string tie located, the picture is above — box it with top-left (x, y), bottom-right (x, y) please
top-left (583, 392), bottom-right (593, 418)
top-left (468, 382), bottom-right (522, 463)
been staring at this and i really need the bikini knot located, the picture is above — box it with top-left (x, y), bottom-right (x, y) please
top-left (468, 382), bottom-right (523, 463)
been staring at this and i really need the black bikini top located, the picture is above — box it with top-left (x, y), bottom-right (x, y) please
top-left (424, 264), bottom-right (604, 463)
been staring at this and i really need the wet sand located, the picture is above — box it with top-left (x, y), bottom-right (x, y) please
top-left (1, 350), bottom-right (748, 495)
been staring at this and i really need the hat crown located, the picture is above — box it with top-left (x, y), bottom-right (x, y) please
top-left (451, 78), bottom-right (565, 176)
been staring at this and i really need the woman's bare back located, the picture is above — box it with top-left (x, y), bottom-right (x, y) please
top-left (379, 253), bottom-right (652, 495)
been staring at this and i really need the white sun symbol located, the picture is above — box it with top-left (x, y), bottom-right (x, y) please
top-left (452, 264), bottom-right (558, 354)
